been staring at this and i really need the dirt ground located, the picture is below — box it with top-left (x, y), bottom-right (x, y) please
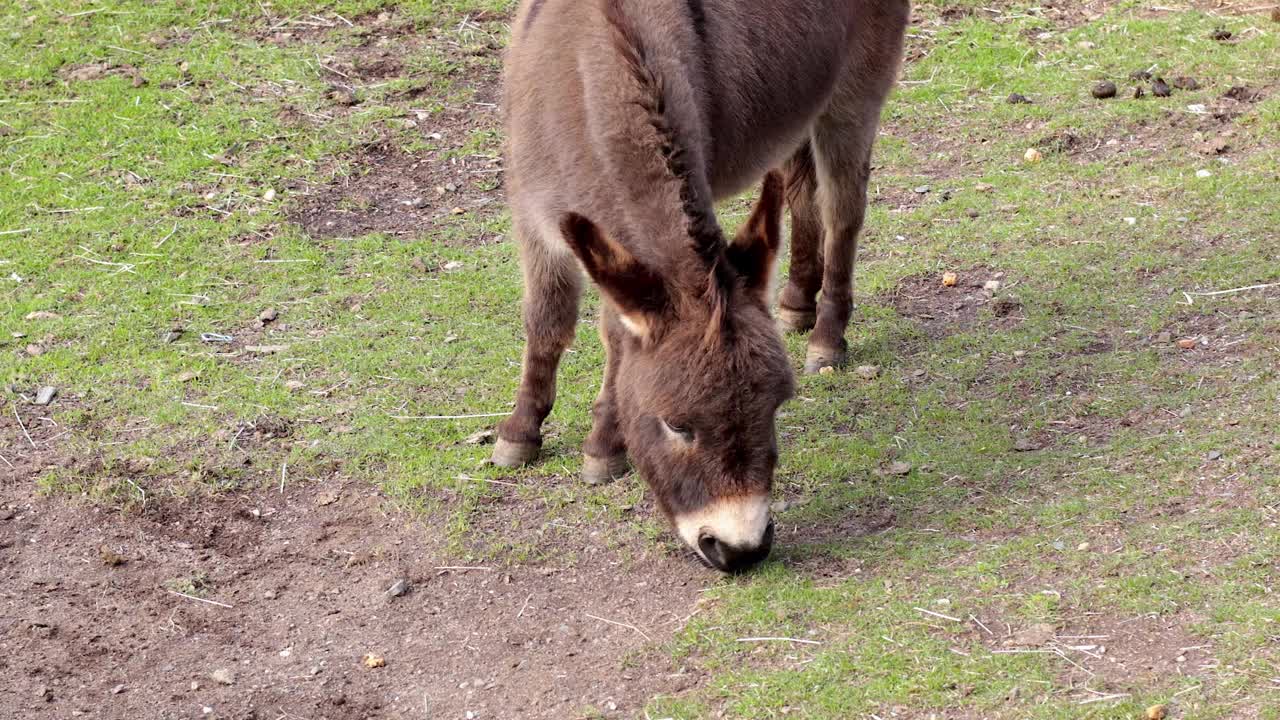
top-left (1, 401), bottom-right (712, 719)
top-left (0, 376), bottom-right (734, 720)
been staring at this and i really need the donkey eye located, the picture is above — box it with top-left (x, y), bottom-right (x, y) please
top-left (662, 420), bottom-right (695, 442)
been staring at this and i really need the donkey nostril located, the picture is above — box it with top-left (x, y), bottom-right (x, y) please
top-left (697, 524), bottom-right (774, 574)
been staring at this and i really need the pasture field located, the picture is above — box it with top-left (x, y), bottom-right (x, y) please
top-left (2, 0), bottom-right (1278, 717)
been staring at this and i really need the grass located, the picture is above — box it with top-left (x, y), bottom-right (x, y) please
top-left (4, 0), bottom-right (1279, 718)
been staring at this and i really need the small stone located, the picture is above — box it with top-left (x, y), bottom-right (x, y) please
top-left (445, 183), bottom-right (458, 193)
top-left (855, 365), bottom-right (880, 380)
top-left (263, 188), bottom-right (276, 202)
top-left (1077, 542), bottom-right (1091, 552)
top-left (941, 271), bottom-right (958, 287)
top-left (244, 344), bottom-right (289, 354)
top-left (1023, 148), bottom-right (1042, 163)
top-left (284, 380), bottom-right (305, 391)
top-left (315, 490), bottom-right (340, 506)
top-left (1053, 540), bottom-right (1066, 551)
top-left (211, 668), bottom-right (235, 685)
top-left (1177, 337), bottom-right (1198, 349)
top-left (817, 365), bottom-right (835, 376)
top-left (34, 386), bottom-right (57, 406)
top-left (386, 578), bottom-right (410, 597)
top-left (1076, 40), bottom-right (1096, 49)
top-left (25, 344), bottom-right (44, 357)
top-left (362, 653), bottom-right (386, 669)
top-left (202, 707), bottom-right (213, 715)
top-left (1147, 704), bottom-right (1168, 720)
top-left (24, 311), bottom-right (60, 321)
top-left (1091, 80), bottom-right (1117, 99)
top-left (443, 261), bottom-right (463, 271)
top-left (1013, 438), bottom-right (1043, 452)
top-left (191, 681), bottom-right (201, 691)
top-left (1196, 169), bottom-right (1212, 178)
top-left (177, 371), bottom-right (197, 383)
top-left (1013, 350), bottom-right (1027, 358)
top-left (1155, 331), bottom-right (1172, 344)
top-left (1006, 92), bottom-right (1032, 104)
top-left (1207, 450), bottom-right (1222, 461)
top-left (257, 307), bottom-right (278, 325)
top-left (99, 545), bottom-right (126, 567)
top-left (885, 461), bottom-right (913, 476)
top-left (263, 589), bottom-right (276, 599)
top-left (983, 280), bottom-right (1001, 292)
top-left (1124, 217), bottom-right (1137, 226)
top-left (913, 185), bottom-right (930, 194)
top-left (110, 684), bottom-right (126, 695)
top-left (327, 87), bottom-right (357, 105)
top-left (450, 206), bottom-right (465, 215)
top-left (1005, 623), bottom-right (1055, 647)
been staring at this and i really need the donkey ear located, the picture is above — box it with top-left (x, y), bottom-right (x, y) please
top-left (560, 213), bottom-right (670, 338)
top-left (724, 170), bottom-right (785, 303)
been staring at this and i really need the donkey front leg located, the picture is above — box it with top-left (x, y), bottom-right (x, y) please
top-left (580, 306), bottom-right (629, 485)
top-left (492, 225), bottom-right (582, 467)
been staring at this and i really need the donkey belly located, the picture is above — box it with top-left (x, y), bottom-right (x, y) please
top-left (699, 0), bottom-right (858, 199)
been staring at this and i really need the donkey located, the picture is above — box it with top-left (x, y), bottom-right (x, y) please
top-left (492, 0), bottom-right (909, 571)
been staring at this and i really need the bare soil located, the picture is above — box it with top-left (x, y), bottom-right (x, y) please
top-left (1, 404), bottom-right (711, 720)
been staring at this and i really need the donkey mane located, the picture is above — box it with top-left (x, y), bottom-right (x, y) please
top-left (601, 0), bottom-right (742, 345)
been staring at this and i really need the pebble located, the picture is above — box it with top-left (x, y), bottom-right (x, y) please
top-left (941, 271), bottom-right (958, 287)
top-left (1177, 337), bottom-right (1198, 349)
top-left (855, 365), bottom-right (880, 380)
top-left (1196, 169), bottom-right (1212, 178)
top-left (1077, 542), bottom-right (1091, 552)
top-left (284, 380), bottom-right (305, 391)
top-left (1013, 438), bottom-right (1043, 452)
top-left (362, 653), bottom-right (385, 669)
top-left (111, 684), bottom-right (125, 695)
top-left (1091, 80), bottom-right (1117, 99)
top-left (913, 185), bottom-right (930, 194)
top-left (983, 280), bottom-right (1001, 291)
top-left (443, 261), bottom-right (464, 271)
top-left (885, 461), bottom-right (913, 476)
top-left (257, 308), bottom-right (278, 325)
top-left (817, 366), bottom-right (835, 376)
top-left (263, 589), bottom-right (277, 599)
top-left (1147, 704), bottom-right (1168, 720)
top-left (263, 188), bottom-right (276, 202)
top-left (211, 668), bottom-right (235, 686)
top-left (386, 578), bottom-right (410, 597)
top-left (24, 311), bottom-right (61, 321)
top-left (1023, 148), bottom-right (1042, 163)
top-left (34, 386), bottom-right (57, 406)
top-left (1207, 450), bottom-right (1222, 461)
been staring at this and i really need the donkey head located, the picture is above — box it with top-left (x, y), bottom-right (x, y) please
top-left (560, 173), bottom-right (795, 572)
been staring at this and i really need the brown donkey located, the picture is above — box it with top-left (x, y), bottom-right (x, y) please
top-left (493, 0), bottom-right (909, 571)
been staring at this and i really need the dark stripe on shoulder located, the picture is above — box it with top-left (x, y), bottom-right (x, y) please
top-left (523, 0), bottom-right (547, 32)
top-left (686, 0), bottom-right (707, 44)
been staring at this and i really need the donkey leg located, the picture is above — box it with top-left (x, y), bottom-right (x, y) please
top-left (581, 307), bottom-right (629, 485)
top-left (776, 143), bottom-right (824, 334)
top-left (492, 226), bottom-right (582, 467)
top-left (803, 16), bottom-right (906, 374)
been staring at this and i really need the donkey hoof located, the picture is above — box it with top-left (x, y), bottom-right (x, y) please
top-left (776, 307), bottom-right (816, 334)
top-left (803, 346), bottom-right (847, 375)
top-left (582, 453), bottom-right (629, 485)
top-left (491, 438), bottom-right (540, 468)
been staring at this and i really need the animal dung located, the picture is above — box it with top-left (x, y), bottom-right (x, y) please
top-left (1152, 78), bottom-right (1172, 97)
top-left (1091, 80), bottom-right (1117, 99)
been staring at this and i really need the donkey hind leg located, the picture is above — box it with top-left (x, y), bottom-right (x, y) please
top-left (776, 143), bottom-right (823, 334)
top-left (802, 92), bottom-right (898, 373)
top-left (580, 306), bottom-right (630, 485)
top-left (492, 224), bottom-right (582, 467)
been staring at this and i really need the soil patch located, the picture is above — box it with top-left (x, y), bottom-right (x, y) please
top-left (0, 475), bottom-right (712, 719)
top-left (881, 268), bottom-right (1022, 341)
top-left (290, 140), bottom-right (502, 244)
